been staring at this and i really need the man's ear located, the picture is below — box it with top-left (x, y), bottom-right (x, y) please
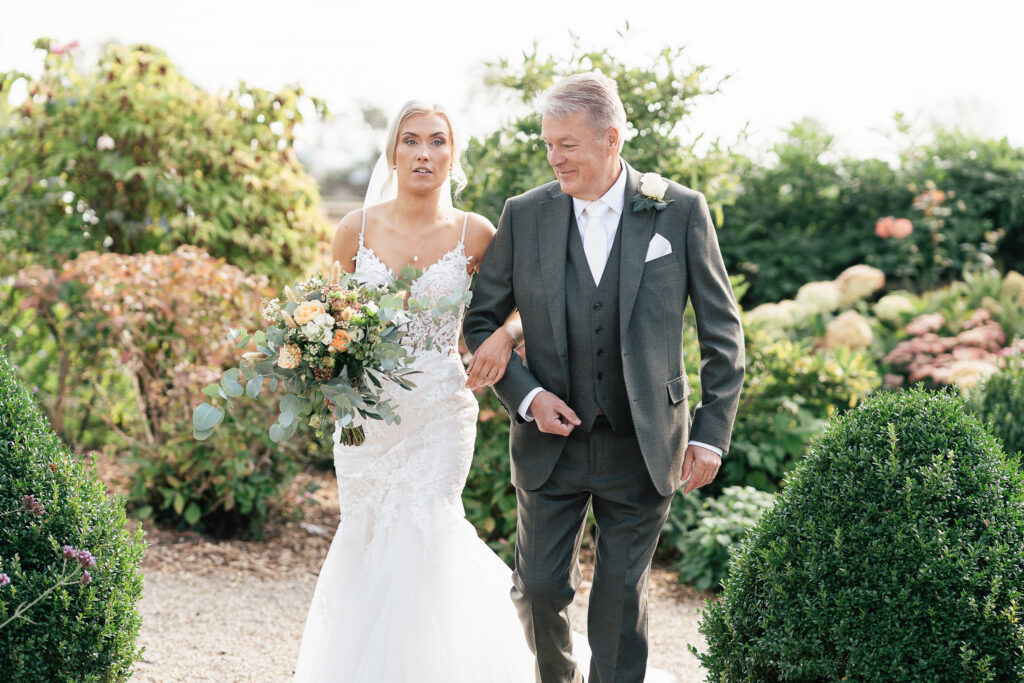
top-left (607, 127), bottom-right (620, 152)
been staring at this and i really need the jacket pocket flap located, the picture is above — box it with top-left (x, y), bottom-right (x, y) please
top-left (667, 374), bottom-right (692, 404)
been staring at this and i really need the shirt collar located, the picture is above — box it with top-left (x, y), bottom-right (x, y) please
top-left (572, 159), bottom-right (627, 221)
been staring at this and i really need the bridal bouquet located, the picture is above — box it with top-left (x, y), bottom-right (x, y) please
top-left (192, 262), bottom-right (464, 446)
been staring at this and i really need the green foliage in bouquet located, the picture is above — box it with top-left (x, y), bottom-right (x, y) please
top-left (699, 388), bottom-right (1024, 681)
top-left (194, 263), bottom-right (470, 447)
top-left (460, 26), bottom-right (744, 224)
top-left (0, 38), bottom-right (330, 279)
top-left (0, 343), bottom-right (146, 681)
top-left (3, 247), bottom-right (320, 538)
top-left (971, 358), bottom-right (1024, 457)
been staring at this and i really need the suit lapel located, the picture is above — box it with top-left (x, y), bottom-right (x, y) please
top-left (619, 162), bottom-right (655, 334)
top-left (537, 186), bottom-right (573, 379)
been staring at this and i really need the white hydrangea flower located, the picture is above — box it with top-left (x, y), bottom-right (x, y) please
top-left (835, 264), bottom-right (885, 307)
top-left (874, 293), bottom-right (916, 323)
top-left (795, 281), bottom-right (841, 314)
top-left (823, 310), bottom-right (873, 350)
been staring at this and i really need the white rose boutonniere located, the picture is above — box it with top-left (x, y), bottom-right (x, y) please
top-left (632, 173), bottom-right (674, 212)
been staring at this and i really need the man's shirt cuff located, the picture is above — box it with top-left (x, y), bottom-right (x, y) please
top-left (688, 440), bottom-right (723, 457)
top-left (518, 387), bottom-right (544, 421)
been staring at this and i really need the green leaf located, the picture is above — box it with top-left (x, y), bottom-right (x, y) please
top-left (184, 502), bottom-right (201, 525)
top-left (246, 375), bottom-right (263, 398)
top-left (173, 493), bottom-right (185, 515)
top-left (193, 402), bottom-right (223, 432)
top-left (269, 422), bottom-right (284, 442)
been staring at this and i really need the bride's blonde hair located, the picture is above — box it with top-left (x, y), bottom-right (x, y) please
top-left (383, 100), bottom-right (467, 200)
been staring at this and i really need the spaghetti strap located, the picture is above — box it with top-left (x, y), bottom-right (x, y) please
top-left (459, 212), bottom-right (469, 247)
top-left (358, 209), bottom-right (367, 248)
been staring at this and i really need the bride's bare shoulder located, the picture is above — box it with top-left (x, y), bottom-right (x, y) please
top-left (461, 211), bottom-right (496, 272)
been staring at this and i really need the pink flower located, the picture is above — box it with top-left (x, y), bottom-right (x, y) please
top-left (875, 216), bottom-right (894, 239)
top-left (80, 570), bottom-right (92, 586)
top-left (904, 313), bottom-right (945, 337)
top-left (890, 218), bottom-right (913, 239)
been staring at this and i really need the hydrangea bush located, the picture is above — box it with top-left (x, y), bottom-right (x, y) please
top-left (7, 247), bottom-right (319, 537)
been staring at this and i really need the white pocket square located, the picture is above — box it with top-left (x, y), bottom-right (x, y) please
top-left (645, 233), bottom-right (673, 262)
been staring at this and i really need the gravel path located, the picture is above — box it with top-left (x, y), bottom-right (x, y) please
top-left (124, 467), bottom-right (712, 681)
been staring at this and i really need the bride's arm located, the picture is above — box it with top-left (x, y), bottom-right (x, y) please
top-left (463, 213), bottom-right (521, 390)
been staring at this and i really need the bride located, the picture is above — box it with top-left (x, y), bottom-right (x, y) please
top-left (293, 101), bottom-right (675, 682)
top-left (292, 100), bottom-right (535, 682)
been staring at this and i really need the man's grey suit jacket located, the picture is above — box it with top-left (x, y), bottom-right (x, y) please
top-left (463, 162), bottom-right (745, 496)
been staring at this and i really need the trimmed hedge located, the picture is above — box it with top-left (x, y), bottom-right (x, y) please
top-left (0, 343), bottom-right (146, 681)
top-left (700, 388), bottom-right (1024, 681)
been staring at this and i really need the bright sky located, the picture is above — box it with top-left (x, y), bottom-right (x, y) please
top-left (3, 0), bottom-right (1022, 167)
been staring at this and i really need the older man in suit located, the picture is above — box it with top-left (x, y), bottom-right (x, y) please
top-left (463, 71), bottom-right (745, 683)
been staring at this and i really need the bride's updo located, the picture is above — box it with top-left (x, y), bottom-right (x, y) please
top-left (382, 100), bottom-right (467, 200)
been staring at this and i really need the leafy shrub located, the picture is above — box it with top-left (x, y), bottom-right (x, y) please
top-left (5, 247), bottom-right (319, 537)
top-left (721, 328), bottom-right (880, 493)
top-left (699, 388), bottom-right (1024, 681)
top-left (660, 486), bottom-right (773, 592)
top-left (0, 342), bottom-right (146, 681)
top-left (721, 120), bottom-right (911, 306)
top-left (460, 30), bottom-right (744, 224)
top-left (462, 389), bottom-right (518, 564)
top-left (971, 358), bottom-right (1024, 456)
top-left (0, 39), bottom-right (330, 279)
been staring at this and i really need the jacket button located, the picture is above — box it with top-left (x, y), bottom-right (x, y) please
top-left (593, 302), bottom-right (602, 310)
top-left (594, 326), bottom-right (602, 334)
top-left (597, 372), bottom-right (604, 381)
top-left (596, 348), bottom-right (604, 357)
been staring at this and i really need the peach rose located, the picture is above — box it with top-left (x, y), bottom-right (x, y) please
top-left (328, 329), bottom-right (351, 353)
top-left (890, 218), bottom-right (913, 239)
top-left (875, 216), bottom-right (894, 238)
top-left (293, 300), bottom-right (326, 325)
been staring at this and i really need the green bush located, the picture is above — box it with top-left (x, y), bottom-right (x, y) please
top-left (0, 342), bottom-right (146, 681)
top-left (660, 486), bottom-right (774, 592)
top-left (463, 389), bottom-right (518, 564)
top-left (4, 248), bottom-right (320, 538)
top-left (971, 359), bottom-right (1024, 457)
top-left (721, 328), bottom-right (880, 493)
top-left (460, 30), bottom-right (744, 224)
top-left (699, 388), bottom-right (1024, 681)
top-left (0, 39), bottom-right (330, 280)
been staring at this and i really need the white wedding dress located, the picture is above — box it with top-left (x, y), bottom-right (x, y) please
top-left (293, 213), bottom-right (536, 682)
top-left (294, 212), bottom-right (675, 682)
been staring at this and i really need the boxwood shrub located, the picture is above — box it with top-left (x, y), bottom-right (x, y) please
top-left (971, 359), bottom-right (1024, 457)
top-left (0, 343), bottom-right (146, 681)
top-left (699, 388), bottom-right (1024, 681)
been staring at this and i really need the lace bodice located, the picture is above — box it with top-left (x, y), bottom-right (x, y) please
top-left (353, 210), bottom-right (471, 355)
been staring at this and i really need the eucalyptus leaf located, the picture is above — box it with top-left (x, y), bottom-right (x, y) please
top-left (193, 402), bottom-right (224, 432)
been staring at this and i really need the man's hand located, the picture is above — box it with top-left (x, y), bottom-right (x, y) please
top-left (681, 443), bottom-right (722, 494)
top-left (529, 391), bottom-right (581, 436)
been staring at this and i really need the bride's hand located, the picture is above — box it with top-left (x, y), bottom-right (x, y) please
top-left (466, 327), bottom-right (515, 390)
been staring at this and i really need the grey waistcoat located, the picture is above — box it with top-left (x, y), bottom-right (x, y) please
top-left (565, 214), bottom-right (633, 433)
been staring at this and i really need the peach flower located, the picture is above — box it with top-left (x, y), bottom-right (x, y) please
top-left (277, 344), bottom-right (302, 369)
top-left (293, 300), bottom-right (326, 325)
top-left (328, 329), bottom-right (351, 353)
top-left (890, 218), bottom-right (913, 239)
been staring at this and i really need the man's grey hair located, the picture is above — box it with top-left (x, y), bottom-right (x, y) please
top-left (537, 72), bottom-right (628, 150)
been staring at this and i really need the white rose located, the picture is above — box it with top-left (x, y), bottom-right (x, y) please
top-left (639, 173), bottom-right (669, 201)
top-left (363, 301), bottom-right (379, 314)
top-left (301, 321), bottom-right (321, 341)
top-left (347, 327), bottom-right (365, 343)
top-left (313, 312), bottom-right (335, 328)
top-left (96, 134), bottom-right (115, 151)
top-left (320, 327), bottom-right (334, 346)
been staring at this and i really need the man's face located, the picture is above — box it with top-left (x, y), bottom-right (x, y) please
top-left (541, 111), bottom-right (619, 201)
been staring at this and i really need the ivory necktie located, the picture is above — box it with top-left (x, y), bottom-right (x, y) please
top-left (582, 200), bottom-right (610, 285)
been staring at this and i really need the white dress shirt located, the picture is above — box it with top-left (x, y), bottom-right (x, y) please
top-left (514, 162), bottom-right (722, 458)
